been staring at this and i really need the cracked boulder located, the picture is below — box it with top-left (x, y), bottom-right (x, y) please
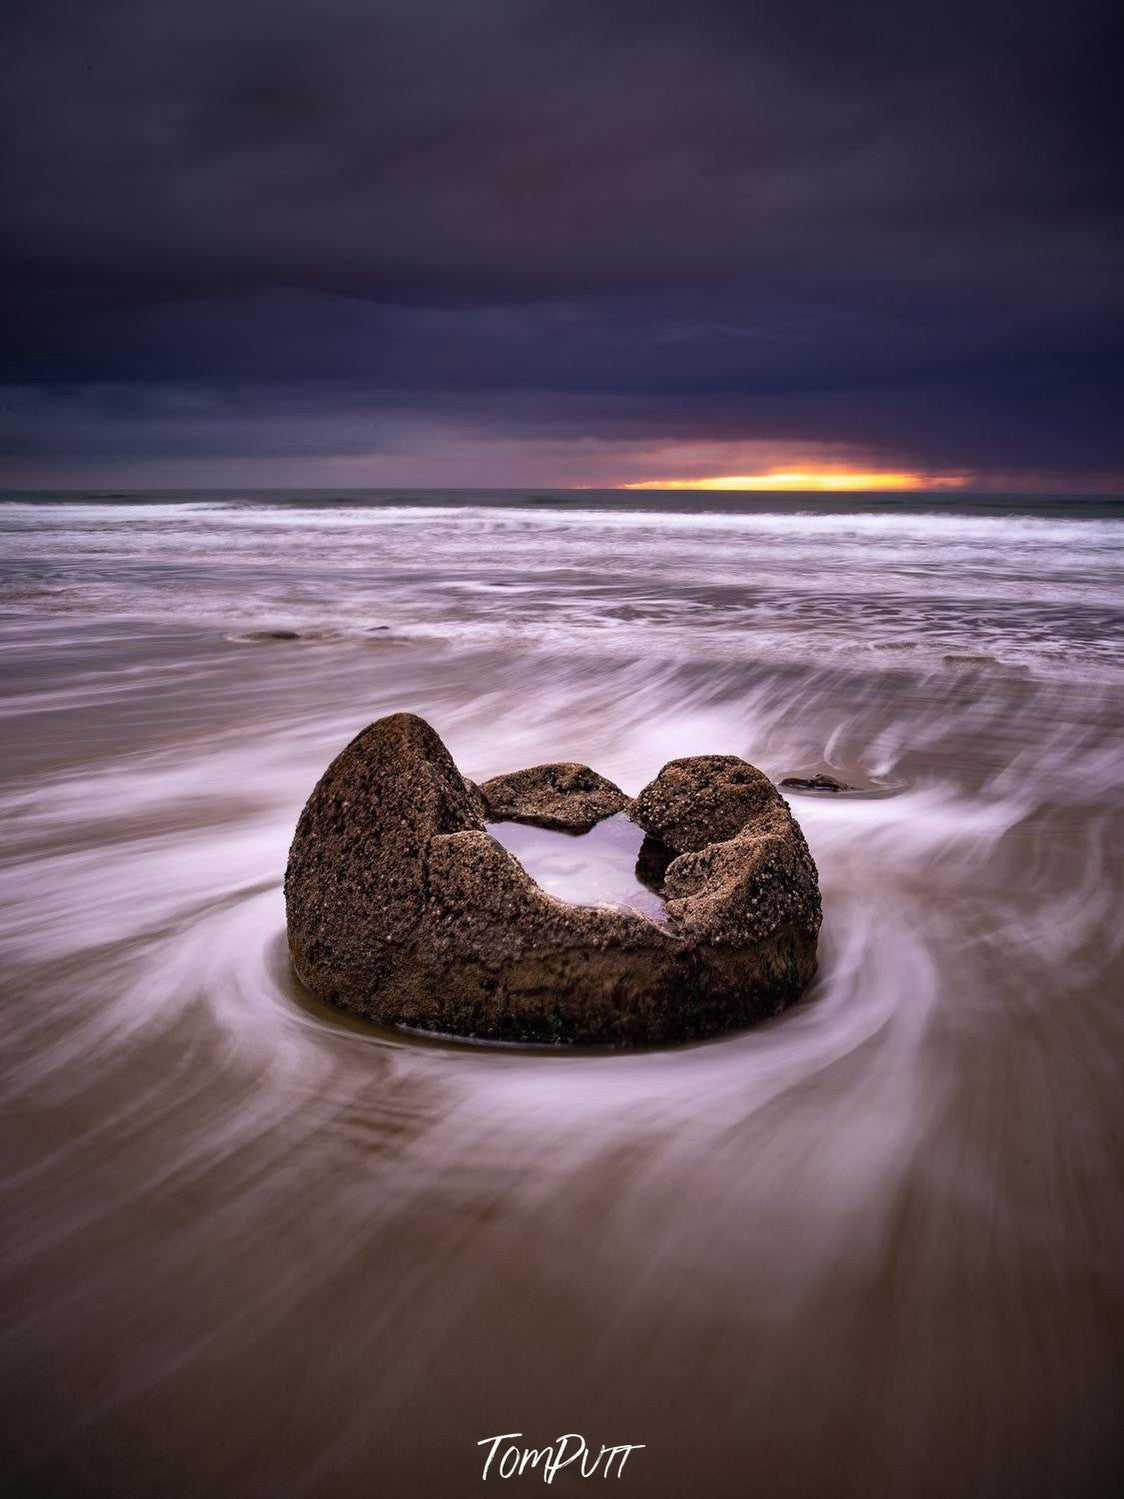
top-left (477, 762), bottom-right (630, 831)
top-left (286, 713), bottom-right (821, 1045)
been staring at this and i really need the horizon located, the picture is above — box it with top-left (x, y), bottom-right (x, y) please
top-left (4, 483), bottom-right (1123, 502)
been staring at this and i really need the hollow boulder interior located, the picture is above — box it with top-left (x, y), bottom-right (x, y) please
top-left (486, 812), bottom-right (671, 924)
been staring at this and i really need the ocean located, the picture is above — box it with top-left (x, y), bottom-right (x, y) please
top-left (0, 491), bottom-right (1121, 1497)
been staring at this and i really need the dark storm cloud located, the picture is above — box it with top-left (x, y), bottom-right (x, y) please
top-left (1, 0), bottom-right (1121, 482)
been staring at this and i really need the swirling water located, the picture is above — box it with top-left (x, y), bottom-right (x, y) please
top-left (0, 494), bottom-right (1121, 1498)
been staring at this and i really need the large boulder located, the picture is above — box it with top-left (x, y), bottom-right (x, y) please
top-left (478, 762), bottom-right (629, 831)
top-left (286, 715), bottom-right (821, 1045)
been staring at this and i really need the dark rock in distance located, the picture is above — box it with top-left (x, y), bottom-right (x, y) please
top-left (286, 714), bottom-right (822, 1045)
top-left (478, 762), bottom-right (630, 831)
top-left (942, 652), bottom-right (997, 668)
top-left (779, 774), bottom-right (855, 794)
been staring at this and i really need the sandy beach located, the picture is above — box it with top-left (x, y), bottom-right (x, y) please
top-left (0, 493), bottom-right (1120, 1496)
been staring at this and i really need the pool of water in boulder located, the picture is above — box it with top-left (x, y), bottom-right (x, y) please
top-left (487, 812), bottom-right (670, 923)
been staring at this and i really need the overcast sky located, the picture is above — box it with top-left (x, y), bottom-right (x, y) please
top-left (1, 0), bottom-right (1121, 489)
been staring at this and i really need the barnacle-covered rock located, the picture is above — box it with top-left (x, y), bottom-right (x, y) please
top-left (285, 715), bottom-right (821, 1044)
top-left (478, 762), bottom-right (630, 831)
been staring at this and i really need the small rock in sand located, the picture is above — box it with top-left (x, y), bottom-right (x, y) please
top-left (779, 774), bottom-right (856, 794)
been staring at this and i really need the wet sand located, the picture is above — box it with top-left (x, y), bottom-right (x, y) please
top-left (0, 496), bottom-right (1121, 1498)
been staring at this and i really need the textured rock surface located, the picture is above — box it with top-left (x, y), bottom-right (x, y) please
top-left (285, 713), bottom-right (484, 1009)
top-left (631, 755), bottom-right (780, 852)
top-left (478, 762), bottom-right (629, 831)
top-left (461, 776), bottom-right (489, 820)
top-left (631, 756), bottom-right (822, 1005)
top-left (286, 715), bottom-right (821, 1045)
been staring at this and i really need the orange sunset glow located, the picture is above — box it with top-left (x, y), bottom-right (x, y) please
top-left (622, 469), bottom-right (968, 492)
